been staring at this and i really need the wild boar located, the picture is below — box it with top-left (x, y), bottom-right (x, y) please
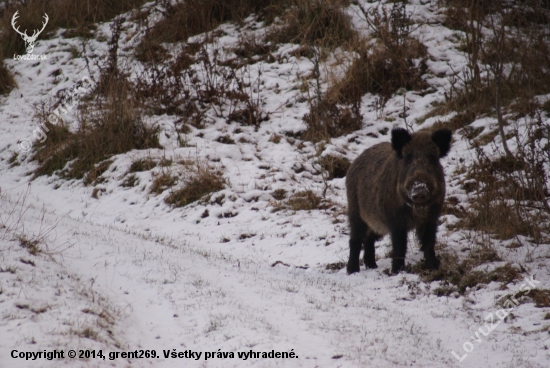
top-left (346, 128), bottom-right (452, 274)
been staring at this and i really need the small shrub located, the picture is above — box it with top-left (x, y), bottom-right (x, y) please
top-left (301, 99), bottom-right (362, 142)
top-left (164, 164), bottom-right (225, 207)
top-left (332, 3), bottom-right (428, 103)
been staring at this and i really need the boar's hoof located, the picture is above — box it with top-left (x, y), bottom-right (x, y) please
top-left (424, 255), bottom-right (440, 270)
top-left (347, 262), bottom-right (360, 274)
top-left (391, 258), bottom-right (405, 274)
top-left (364, 259), bottom-right (378, 269)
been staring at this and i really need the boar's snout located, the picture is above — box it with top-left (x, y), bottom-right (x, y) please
top-left (409, 181), bottom-right (430, 204)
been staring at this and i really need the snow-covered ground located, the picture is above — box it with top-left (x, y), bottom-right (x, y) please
top-left (1, 1), bottom-right (550, 367)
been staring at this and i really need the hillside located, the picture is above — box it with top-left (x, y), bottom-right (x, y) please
top-left (1, 0), bottom-right (550, 367)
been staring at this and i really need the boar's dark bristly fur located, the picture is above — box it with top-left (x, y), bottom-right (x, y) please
top-left (346, 128), bottom-right (452, 274)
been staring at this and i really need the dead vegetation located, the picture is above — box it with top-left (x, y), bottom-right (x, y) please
top-left (164, 161), bottom-right (226, 207)
top-left (413, 245), bottom-right (524, 296)
top-left (140, 0), bottom-right (285, 47)
top-left (0, 0), bottom-right (147, 56)
top-left (31, 18), bottom-right (161, 184)
top-left (128, 158), bottom-right (157, 173)
top-left (301, 2), bottom-right (428, 142)
top-left (424, 1), bottom-right (550, 253)
top-left (32, 76), bottom-right (161, 183)
top-left (456, 114), bottom-right (550, 243)
top-left (319, 154), bottom-right (350, 179)
top-left (267, 0), bottom-right (355, 49)
top-left (134, 42), bottom-right (269, 129)
top-left (434, 0), bottom-right (550, 134)
top-left (272, 190), bottom-right (330, 212)
top-left (0, 57), bottom-right (16, 95)
top-left (335, 3), bottom-right (428, 102)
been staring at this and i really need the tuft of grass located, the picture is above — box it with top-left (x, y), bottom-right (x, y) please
top-left (18, 235), bottom-right (41, 256)
top-left (84, 160), bottom-right (112, 186)
top-left (121, 174), bottom-right (139, 188)
top-left (319, 154), bottom-right (350, 179)
top-left (271, 189), bottom-right (287, 200)
top-left (286, 190), bottom-right (322, 211)
top-left (164, 164), bottom-right (225, 207)
top-left (216, 135), bottom-right (235, 144)
top-left (150, 172), bottom-right (177, 195)
top-left (128, 158), bottom-right (157, 173)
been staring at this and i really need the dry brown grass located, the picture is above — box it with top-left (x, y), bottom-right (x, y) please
top-left (271, 189), bottom-right (326, 212)
top-left (128, 158), bottom-right (157, 173)
top-left (414, 246), bottom-right (523, 295)
top-left (164, 162), bottom-right (225, 207)
top-left (319, 154), bottom-right (350, 179)
top-left (267, 0), bottom-right (355, 49)
top-left (32, 77), bottom-right (161, 183)
top-left (498, 289), bottom-right (550, 308)
top-left (301, 99), bottom-right (362, 142)
top-left (150, 172), bottom-right (177, 195)
top-left (0, 59), bottom-right (16, 95)
top-left (330, 3), bottom-right (428, 105)
top-left (141, 0), bottom-right (285, 47)
top-left (433, 0), bottom-right (550, 124)
top-left (0, 0), bottom-right (147, 56)
top-left (454, 113), bottom-right (550, 243)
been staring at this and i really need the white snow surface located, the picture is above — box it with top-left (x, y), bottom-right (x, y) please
top-left (0, 1), bottom-right (549, 367)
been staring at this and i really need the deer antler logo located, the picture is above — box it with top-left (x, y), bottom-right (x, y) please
top-left (11, 11), bottom-right (49, 54)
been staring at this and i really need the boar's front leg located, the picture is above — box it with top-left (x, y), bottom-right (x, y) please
top-left (347, 217), bottom-right (367, 274)
top-left (390, 226), bottom-right (408, 274)
top-left (416, 220), bottom-right (440, 270)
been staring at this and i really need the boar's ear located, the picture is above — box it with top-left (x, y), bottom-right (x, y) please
top-left (391, 128), bottom-right (412, 157)
top-left (432, 128), bottom-right (452, 157)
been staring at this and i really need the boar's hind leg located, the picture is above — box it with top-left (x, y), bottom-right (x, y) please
top-left (390, 227), bottom-right (408, 274)
top-left (416, 221), bottom-right (440, 270)
top-left (363, 231), bottom-right (381, 269)
top-left (347, 218), bottom-right (367, 274)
